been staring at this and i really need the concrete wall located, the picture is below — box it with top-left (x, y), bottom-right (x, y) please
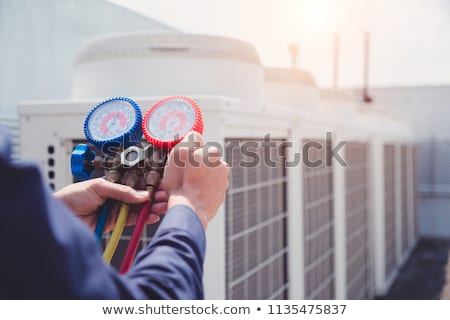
top-left (0, 0), bottom-right (175, 116)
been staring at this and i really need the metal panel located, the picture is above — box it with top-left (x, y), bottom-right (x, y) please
top-left (303, 139), bottom-right (335, 300)
top-left (0, 116), bottom-right (20, 160)
top-left (225, 139), bottom-right (288, 299)
top-left (401, 145), bottom-right (409, 254)
top-left (412, 145), bottom-right (419, 241)
top-left (345, 142), bottom-right (373, 299)
top-left (384, 144), bottom-right (396, 278)
top-left (418, 139), bottom-right (450, 195)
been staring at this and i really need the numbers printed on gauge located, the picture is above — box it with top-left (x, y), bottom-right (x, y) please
top-left (83, 97), bottom-right (143, 152)
top-left (142, 96), bottom-right (203, 150)
top-left (146, 99), bottom-right (196, 140)
top-left (88, 100), bottom-right (137, 141)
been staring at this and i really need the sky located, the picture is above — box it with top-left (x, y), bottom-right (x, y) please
top-left (107, 0), bottom-right (450, 88)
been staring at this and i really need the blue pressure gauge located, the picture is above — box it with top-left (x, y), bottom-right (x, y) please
top-left (84, 97), bottom-right (143, 153)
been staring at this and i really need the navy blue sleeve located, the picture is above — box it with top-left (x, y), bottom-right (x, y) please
top-left (0, 128), bottom-right (206, 299)
top-left (125, 206), bottom-right (206, 299)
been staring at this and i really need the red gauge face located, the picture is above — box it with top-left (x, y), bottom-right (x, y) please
top-left (143, 96), bottom-right (203, 150)
top-left (159, 110), bottom-right (189, 137)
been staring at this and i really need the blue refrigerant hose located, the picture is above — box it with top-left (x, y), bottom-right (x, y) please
top-left (94, 199), bottom-right (112, 243)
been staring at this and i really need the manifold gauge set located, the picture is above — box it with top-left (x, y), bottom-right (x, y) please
top-left (71, 96), bottom-right (203, 273)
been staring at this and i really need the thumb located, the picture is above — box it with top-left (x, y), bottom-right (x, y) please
top-left (91, 179), bottom-right (149, 204)
top-left (167, 131), bottom-right (205, 166)
top-left (198, 145), bottom-right (223, 167)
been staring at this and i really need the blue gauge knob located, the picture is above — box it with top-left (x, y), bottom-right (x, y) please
top-left (84, 97), bottom-right (143, 154)
top-left (71, 144), bottom-right (96, 181)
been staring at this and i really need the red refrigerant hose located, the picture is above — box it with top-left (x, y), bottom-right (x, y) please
top-left (119, 171), bottom-right (161, 273)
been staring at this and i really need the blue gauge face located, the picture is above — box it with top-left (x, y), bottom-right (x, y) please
top-left (87, 100), bottom-right (138, 142)
top-left (84, 97), bottom-right (143, 153)
top-left (145, 99), bottom-right (197, 141)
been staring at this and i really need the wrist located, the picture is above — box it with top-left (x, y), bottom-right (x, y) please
top-left (168, 194), bottom-right (208, 230)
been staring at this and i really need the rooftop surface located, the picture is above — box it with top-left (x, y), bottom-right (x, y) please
top-left (381, 237), bottom-right (450, 300)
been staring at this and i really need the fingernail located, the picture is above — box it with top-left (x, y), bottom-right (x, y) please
top-left (135, 190), bottom-right (149, 196)
top-left (149, 214), bottom-right (160, 223)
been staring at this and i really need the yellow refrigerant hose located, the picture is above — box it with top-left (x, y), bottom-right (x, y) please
top-left (103, 203), bottom-right (129, 264)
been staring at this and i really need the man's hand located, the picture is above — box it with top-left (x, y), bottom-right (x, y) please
top-left (53, 178), bottom-right (168, 232)
top-left (163, 132), bottom-right (229, 230)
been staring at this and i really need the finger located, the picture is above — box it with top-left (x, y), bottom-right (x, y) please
top-left (181, 131), bottom-right (204, 150)
top-left (203, 146), bottom-right (222, 163)
top-left (128, 195), bottom-right (167, 216)
top-left (129, 200), bottom-right (167, 215)
top-left (167, 132), bottom-right (204, 169)
top-left (125, 210), bottom-right (162, 227)
top-left (153, 190), bottom-right (168, 203)
top-left (146, 214), bottom-right (161, 224)
top-left (150, 201), bottom-right (168, 215)
top-left (172, 131), bottom-right (204, 156)
top-left (193, 147), bottom-right (223, 167)
top-left (92, 179), bottom-right (149, 204)
top-left (205, 145), bottom-right (222, 157)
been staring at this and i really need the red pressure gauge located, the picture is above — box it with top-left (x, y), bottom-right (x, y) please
top-left (142, 96), bottom-right (204, 150)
